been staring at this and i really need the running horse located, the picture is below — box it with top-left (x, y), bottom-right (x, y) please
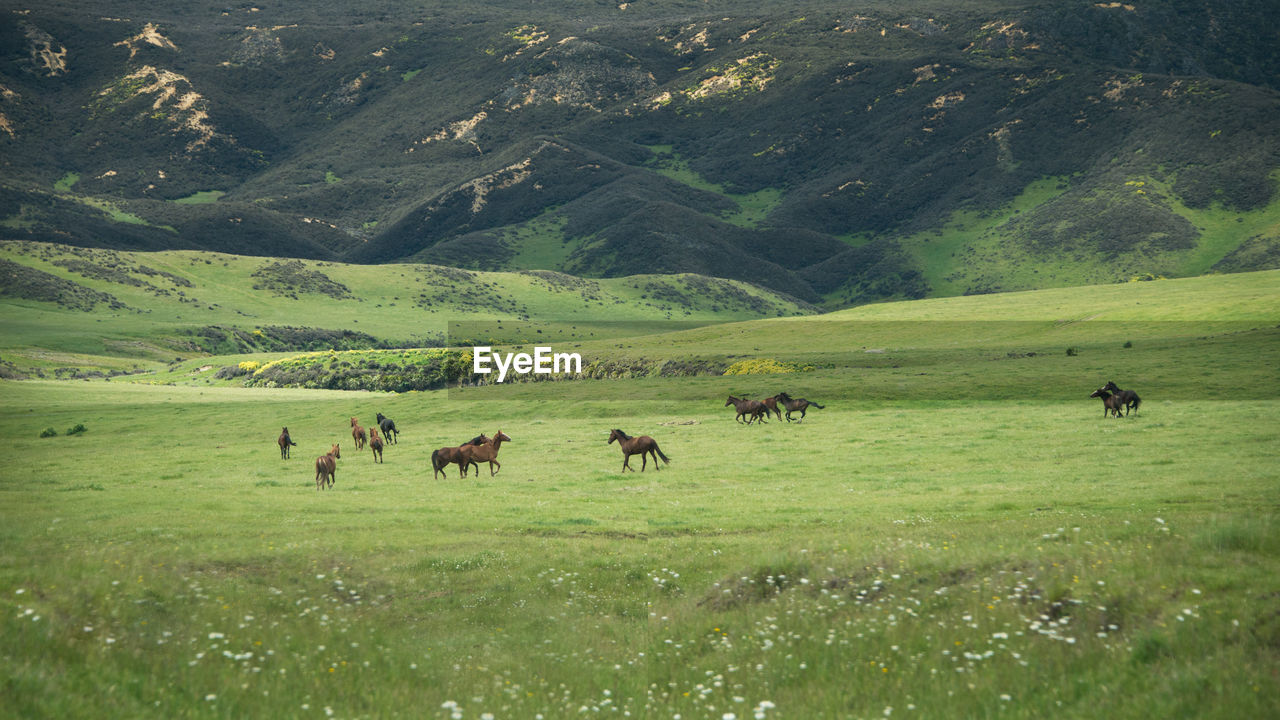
top-left (350, 417), bottom-right (367, 451)
top-left (315, 444), bottom-right (340, 490)
top-left (773, 392), bottom-right (825, 423)
top-left (725, 396), bottom-right (768, 425)
top-left (375, 413), bottom-right (398, 444)
top-left (431, 434), bottom-right (488, 479)
top-left (459, 431), bottom-right (512, 477)
top-left (369, 427), bottom-right (384, 464)
top-left (607, 429), bottom-right (670, 472)
top-left (277, 427), bottom-right (297, 459)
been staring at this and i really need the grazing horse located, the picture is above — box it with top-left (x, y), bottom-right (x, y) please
top-left (460, 431), bottom-right (512, 477)
top-left (375, 413), bottom-right (398, 444)
top-left (277, 427), bottom-right (297, 459)
top-left (369, 427), bottom-right (384, 464)
top-left (1103, 381), bottom-right (1141, 416)
top-left (315, 444), bottom-right (340, 490)
top-left (350, 417), bottom-right (367, 451)
top-left (759, 395), bottom-right (783, 421)
top-left (774, 392), bottom-right (824, 422)
top-left (725, 396), bottom-right (768, 424)
top-left (1090, 387), bottom-right (1125, 418)
top-left (431, 434), bottom-right (488, 480)
top-left (608, 429), bottom-right (670, 472)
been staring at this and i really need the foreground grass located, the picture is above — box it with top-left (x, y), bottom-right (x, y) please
top-left (2, 346), bottom-right (1277, 718)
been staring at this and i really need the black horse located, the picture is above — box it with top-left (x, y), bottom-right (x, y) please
top-left (1090, 387), bottom-right (1126, 418)
top-left (375, 413), bottom-right (398, 444)
top-left (1102, 381), bottom-right (1141, 416)
top-left (774, 392), bottom-right (825, 422)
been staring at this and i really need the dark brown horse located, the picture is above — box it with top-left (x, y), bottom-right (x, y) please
top-left (725, 396), bottom-right (767, 424)
top-left (460, 431), bottom-right (512, 477)
top-left (278, 427), bottom-right (297, 459)
top-left (774, 392), bottom-right (824, 422)
top-left (1090, 387), bottom-right (1125, 418)
top-left (369, 427), bottom-right (384, 464)
top-left (315, 444), bottom-right (340, 490)
top-left (608, 429), bottom-right (670, 472)
top-left (431, 434), bottom-right (488, 479)
top-left (1103, 381), bottom-right (1141, 416)
top-left (375, 413), bottom-right (398, 444)
top-left (350, 417), bottom-right (367, 451)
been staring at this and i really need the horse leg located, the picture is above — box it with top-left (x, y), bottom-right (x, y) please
top-left (622, 454), bottom-right (632, 472)
top-left (490, 459), bottom-right (500, 477)
top-left (640, 452), bottom-right (648, 472)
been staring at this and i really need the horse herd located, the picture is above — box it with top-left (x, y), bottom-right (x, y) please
top-left (274, 382), bottom-right (1132, 490)
top-left (725, 392), bottom-right (824, 424)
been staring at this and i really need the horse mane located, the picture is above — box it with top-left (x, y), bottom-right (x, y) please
top-left (465, 434), bottom-right (487, 446)
top-left (613, 429), bottom-right (632, 440)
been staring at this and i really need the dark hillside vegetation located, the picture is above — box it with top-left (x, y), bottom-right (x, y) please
top-left (1, 0), bottom-right (1277, 306)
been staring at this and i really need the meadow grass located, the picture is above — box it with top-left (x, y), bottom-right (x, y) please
top-left (2, 315), bottom-right (1277, 718)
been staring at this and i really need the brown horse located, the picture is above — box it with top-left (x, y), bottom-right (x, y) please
top-left (774, 392), bottom-right (824, 422)
top-left (369, 427), bottom-right (384, 464)
top-left (1090, 387), bottom-right (1125, 418)
top-left (278, 427), bottom-right (297, 459)
top-left (315, 444), bottom-right (340, 490)
top-left (431, 434), bottom-right (488, 479)
top-left (725, 395), bottom-right (767, 424)
top-left (759, 395), bottom-right (783, 421)
top-left (350, 417), bottom-right (367, 451)
top-left (460, 431), bottom-right (512, 477)
top-left (608, 429), bottom-right (670, 472)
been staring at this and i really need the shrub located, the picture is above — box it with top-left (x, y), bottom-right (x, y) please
top-left (39, 427), bottom-right (57, 438)
top-left (238, 360), bottom-right (261, 372)
top-left (65, 423), bottom-right (87, 435)
top-left (723, 358), bottom-right (799, 375)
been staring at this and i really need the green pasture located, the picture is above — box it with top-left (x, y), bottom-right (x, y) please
top-left (2, 310), bottom-right (1278, 718)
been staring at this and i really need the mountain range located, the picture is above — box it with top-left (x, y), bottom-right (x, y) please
top-left (2, 0), bottom-right (1278, 307)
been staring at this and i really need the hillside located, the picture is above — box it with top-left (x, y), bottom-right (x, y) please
top-left (0, 241), bottom-right (814, 377)
top-left (2, 0), bottom-right (1279, 305)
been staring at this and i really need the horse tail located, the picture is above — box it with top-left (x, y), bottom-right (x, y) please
top-left (810, 401), bottom-right (825, 409)
top-left (430, 449), bottom-right (441, 471)
top-left (1132, 395), bottom-right (1141, 412)
top-left (654, 443), bottom-right (670, 465)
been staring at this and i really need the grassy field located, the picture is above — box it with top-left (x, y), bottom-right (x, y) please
top-left (1, 270), bottom-right (1277, 718)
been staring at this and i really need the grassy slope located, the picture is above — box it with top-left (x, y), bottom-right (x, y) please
top-left (0, 242), bottom-right (813, 373)
top-left (0, 272), bottom-right (1276, 717)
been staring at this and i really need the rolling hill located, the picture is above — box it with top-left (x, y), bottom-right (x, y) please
top-left (1, 0), bottom-right (1278, 307)
top-left (0, 240), bottom-right (815, 377)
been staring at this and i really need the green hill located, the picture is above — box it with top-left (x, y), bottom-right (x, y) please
top-left (2, 1), bottom-right (1278, 306)
top-left (0, 241), bottom-right (815, 377)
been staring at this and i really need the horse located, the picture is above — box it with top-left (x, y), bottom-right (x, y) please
top-left (375, 413), bottom-right (398, 444)
top-left (431, 434), bottom-right (488, 480)
top-left (608, 429), bottom-right (670, 472)
top-left (759, 395), bottom-right (783, 421)
top-left (369, 427), bottom-right (384, 464)
top-left (350, 417), bottom-right (367, 451)
top-left (725, 396), bottom-right (768, 425)
top-left (277, 427), bottom-right (297, 459)
top-left (459, 431), bottom-right (512, 477)
top-left (1103, 381), bottom-right (1141, 416)
top-left (315, 444), bottom-right (340, 490)
top-left (774, 392), bottom-right (824, 422)
top-left (1090, 387), bottom-right (1125, 418)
